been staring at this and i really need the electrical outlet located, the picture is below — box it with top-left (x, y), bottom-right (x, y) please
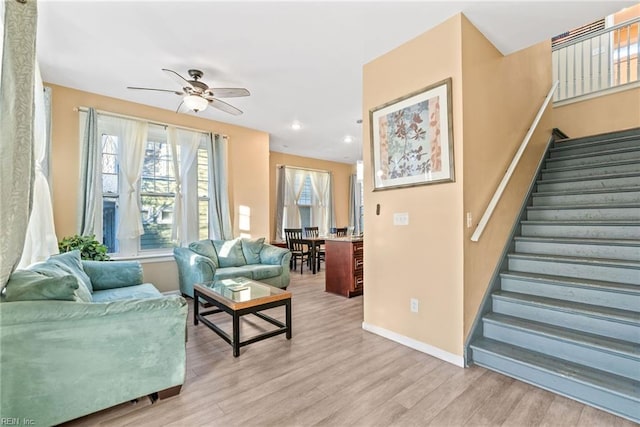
top-left (466, 212), bottom-right (473, 228)
top-left (410, 298), bottom-right (419, 313)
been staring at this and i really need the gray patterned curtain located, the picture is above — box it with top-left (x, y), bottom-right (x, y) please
top-left (0, 0), bottom-right (38, 288)
top-left (209, 133), bottom-right (233, 240)
top-left (77, 108), bottom-right (100, 236)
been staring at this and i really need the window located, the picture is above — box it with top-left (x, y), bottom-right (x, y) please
top-left (90, 114), bottom-right (212, 257)
top-left (140, 126), bottom-right (175, 251)
top-left (297, 175), bottom-right (313, 230)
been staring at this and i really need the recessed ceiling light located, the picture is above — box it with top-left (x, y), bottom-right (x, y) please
top-left (291, 121), bottom-right (302, 130)
top-left (343, 135), bottom-right (353, 143)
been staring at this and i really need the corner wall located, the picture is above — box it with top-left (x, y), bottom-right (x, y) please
top-left (47, 84), bottom-right (270, 292)
top-left (362, 14), bottom-right (555, 361)
top-left (362, 15), bottom-right (465, 358)
top-left (460, 18), bottom-right (553, 339)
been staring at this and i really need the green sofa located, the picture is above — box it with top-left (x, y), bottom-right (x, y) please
top-left (174, 237), bottom-right (291, 298)
top-left (0, 250), bottom-right (188, 426)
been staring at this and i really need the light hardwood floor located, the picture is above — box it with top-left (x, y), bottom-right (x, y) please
top-left (63, 270), bottom-right (636, 426)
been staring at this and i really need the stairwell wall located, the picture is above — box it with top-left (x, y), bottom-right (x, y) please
top-left (460, 17), bottom-right (553, 339)
top-left (363, 14), bottom-right (465, 358)
top-left (553, 87), bottom-right (640, 138)
top-left (362, 13), bottom-right (555, 360)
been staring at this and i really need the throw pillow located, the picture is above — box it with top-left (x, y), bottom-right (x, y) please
top-left (3, 270), bottom-right (80, 302)
top-left (241, 237), bottom-right (265, 265)
top-left (188, 239), bottom-right (219, 267)
top-left (212, 238), bottom-right (247, 267)
top-left (29, 250), bottom-right (93, 301)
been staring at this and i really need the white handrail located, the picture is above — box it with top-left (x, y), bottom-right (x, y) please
top-left (470, 81), bottom-right (559, 242)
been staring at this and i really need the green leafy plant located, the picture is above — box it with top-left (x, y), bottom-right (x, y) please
top-left (58, 234), bottom-right (110, 261)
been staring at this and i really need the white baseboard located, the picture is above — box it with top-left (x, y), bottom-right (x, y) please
top-left (362, 322), bottom-right (464, 367)
top-left (162, 290), bottom-right (181, 296)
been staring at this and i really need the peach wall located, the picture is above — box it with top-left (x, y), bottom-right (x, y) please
top-left (461, 16), bottom-right (553, 339)
top-left (362, 15), bottom-right (465, 357)
top-left (553, 87), bottom-right (640, 138)
top-left (268, 151), bottom-right (354, 242)
top-left (47, 84), bottom-right (270, 291)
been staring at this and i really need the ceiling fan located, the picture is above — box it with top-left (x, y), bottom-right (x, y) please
top-left (127, 68), bottom-right (250, 115)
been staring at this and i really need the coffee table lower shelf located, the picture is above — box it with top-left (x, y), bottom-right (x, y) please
top-left (194, 284), bottom-right (292, 357)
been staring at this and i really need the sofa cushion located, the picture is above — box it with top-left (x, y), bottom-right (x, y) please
top-left (30, 250), bottom-right (94, 293)
top-left (91, 283), bottom-right (162, 303)
top-left (241, 237), bottom-right (265, 265)
top-left (242, 264), bottom-right (283, 281)
top-left (213, 267), bottom-right (253, 281)
top-left (3, 270), bottom-right (80, 302)
top-left (212, 238), bottom-right (246, 267)
top-left (28, 253), bottom-right (93, 302)
top-left (188, 239), bottom-right (219, 267)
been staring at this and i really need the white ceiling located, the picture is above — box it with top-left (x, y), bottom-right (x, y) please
top-left (37, 1), bottom-right (634, 164)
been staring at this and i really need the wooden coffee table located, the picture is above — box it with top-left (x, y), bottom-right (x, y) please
top-left (193, 278), bottom-right (292, 357)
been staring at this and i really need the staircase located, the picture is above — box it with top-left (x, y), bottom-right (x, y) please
top-left (468, 128), bottom-right (640, 422)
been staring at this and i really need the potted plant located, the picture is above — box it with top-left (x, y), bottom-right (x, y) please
top-left (58, 234), bottom-right (110, 261)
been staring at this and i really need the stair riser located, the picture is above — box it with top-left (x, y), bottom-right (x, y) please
top-left (527, 207), bottom-right (640, 221)
top-left (508, 257), bottom-right (639, 285)
top-left (521, 224), bottom-right (640, 239)
top-left (541, 162), bottom-right (640, 180)
top-left (491, 297), bottom-right (639, 342)
top-left (482, 322), bottom-right (638, 378)
top-left (500, 276), bottom-right (640, 311)
top-left (514, 240), bottom-right (640, 261)
top-left (551, 139), bottom-right (640, 158)
top-left (532, 191), bottom-right (640, 206)
top-left (546, 151), bottom-right (640, 169)
top-left (537, 175), bottom-right (640, 192)
top-left (470, 347), bottom-right (640, 422)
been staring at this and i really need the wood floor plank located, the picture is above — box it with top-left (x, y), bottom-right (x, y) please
top-left (59, 270), bottom-right (634, 427)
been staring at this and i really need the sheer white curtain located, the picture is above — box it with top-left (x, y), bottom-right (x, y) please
top-left (308, 170), bottom-right (331, 235)
top-left (283, 167), bottom-right (306, 229)
top-left (18, 64), bottom-right (58, 268)
top-left (116, 119), bottom-right (148, 242)
top-left (168, 126), bottom-right (201, 245)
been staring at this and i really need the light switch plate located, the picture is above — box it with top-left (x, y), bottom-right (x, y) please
top-left (393, 212), bottom-right (409, 226)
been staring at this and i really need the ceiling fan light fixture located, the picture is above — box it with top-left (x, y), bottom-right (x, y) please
top-left (184, 94), bottom-right (208, 112)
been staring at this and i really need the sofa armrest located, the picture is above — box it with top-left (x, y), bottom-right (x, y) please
top-left (82, 260), bottom-right (143, 291)
top-left (259, 244), bottom-right (291, 266)
top-left (173, 247), bottom-right (217, 298)
top-left (0, 296), bottom-right (187, 426)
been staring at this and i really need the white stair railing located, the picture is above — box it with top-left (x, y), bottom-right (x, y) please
top-left (470, 81), bottom-right (559, 242)
top-left (553, 17), bottom-right (640, 102)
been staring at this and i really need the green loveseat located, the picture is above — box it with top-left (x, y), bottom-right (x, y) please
top-left (174, 237), bottom-right (291, 298)
top-left (0, 250), bottom-right (187, 427)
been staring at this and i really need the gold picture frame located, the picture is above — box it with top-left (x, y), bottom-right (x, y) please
top-left (369, 78), bottom-right (454, 191)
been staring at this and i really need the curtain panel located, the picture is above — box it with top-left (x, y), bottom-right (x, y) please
top-left (209, 133), bottom-right (233, 240)
top-left (77, 108), bottom-right (101, 237)
top-left (0, 0), bottom-right (38, 288)
top-left (18, 65), bottom-right (59, 268)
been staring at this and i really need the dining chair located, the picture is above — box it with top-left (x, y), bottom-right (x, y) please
top-left (330, 227), bottom-right (348, 237)
top-left (303, 227), bottom-right (325, 271)
top-left (284, 228), bottom-right (310, 273)
top-left (288, 238), bottom-right (311, 274)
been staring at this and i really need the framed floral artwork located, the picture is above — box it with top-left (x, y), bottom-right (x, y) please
top-left (369, 78), bottom-right (454, 191)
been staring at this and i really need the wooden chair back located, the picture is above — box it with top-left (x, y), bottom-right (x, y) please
top-left (304, 227), bottom-right (319, 238)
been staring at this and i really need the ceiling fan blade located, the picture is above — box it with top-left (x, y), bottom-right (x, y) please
top-left (162, 68), bottom-right (194, 89)
top-left (175, 100), bottom-right (190, 114)
top-left (205, 88), bottom-right (250, 98)
top-left (127, 86), bottom-right (184, 95)
top-left (209, 98), bottom-right (243, 116)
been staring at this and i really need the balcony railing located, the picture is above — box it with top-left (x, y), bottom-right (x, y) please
top-left (552, 17), bottom-right (639, 102)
